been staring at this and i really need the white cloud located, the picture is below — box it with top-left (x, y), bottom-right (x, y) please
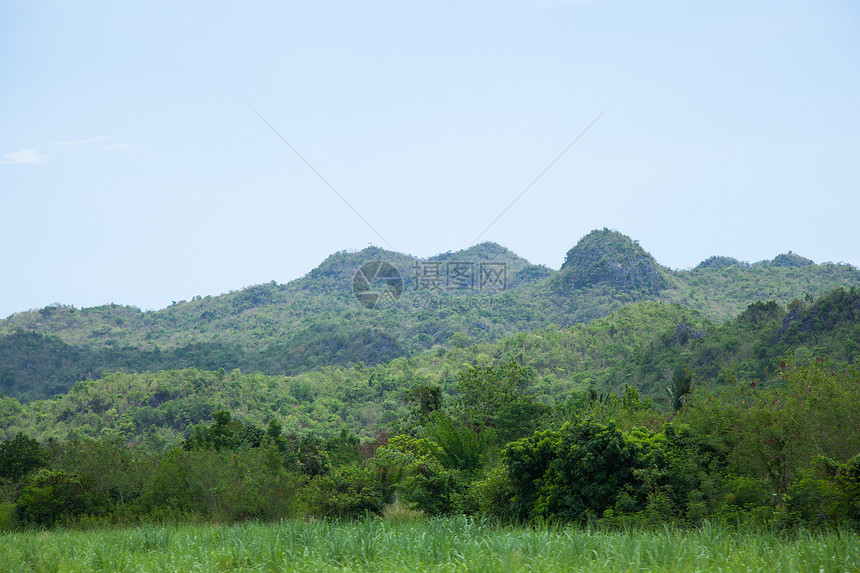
top-left (0, 139), bottom-right (137, 165)
top-left (50, 135), bottom-right (111, 147)
top-left (101, 143), bottom-right (137, 157)
top-left (0, 148), bottom-right (48, 165)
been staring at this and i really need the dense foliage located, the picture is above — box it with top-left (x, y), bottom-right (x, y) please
top-left (1, 348), bottom-right (858, 531)
top-left (1, 289), bottom-right (858, 448)
top-left (0, 230), bottom-right (858, 533)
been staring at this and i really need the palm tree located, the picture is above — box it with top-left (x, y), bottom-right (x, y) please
top-left (667, 367), bottom-right (693, 411)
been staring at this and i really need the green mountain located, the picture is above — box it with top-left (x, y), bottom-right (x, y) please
top-left (2, 230), bottom-right (859, 402)
top-left (2, 287), bottom-right (857, 445)
top-left (555, 228), bottom-right (667, 295)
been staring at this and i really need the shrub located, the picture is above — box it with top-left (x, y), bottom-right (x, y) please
top-left (469, 465), bottom-right (513, 519)
top-left (0, 501), bottom-right (18, 531)
top-left (786, 476), bottom-right (844, 527)
top-left (306, 463), bottom-right (391, 518)
top-left (16, 469), bottom-right (93, 527)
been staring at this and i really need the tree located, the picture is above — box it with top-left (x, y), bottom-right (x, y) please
top-left (0, 433), bottom-right (45, 482)
top-left (424, 412), bottom-right (488, 472)
top-left (50, 437), bottom-right (146, 509)
top-left (306, 464), bottom-right (391, 518)
top-left (16, 469), bottom-right (93, 526)
top-left (456, 361), bottom-right (536, 429)
top-left (184, 410), bottom-right (255, 451)
top-left (505, 420), bottom-right (637, 522)
top-left (409, 384), bottom-right (443, 423)
top-left (667, 367), bottom-right (693, 411)
top-left (324, 428), bottom-right (361, 468)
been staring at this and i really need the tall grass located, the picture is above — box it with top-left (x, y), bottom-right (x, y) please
top-left (1, 517), bottom-right (857, 572)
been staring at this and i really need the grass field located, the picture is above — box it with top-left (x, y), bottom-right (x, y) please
top-left (1, 517), bottom-right (857, 572)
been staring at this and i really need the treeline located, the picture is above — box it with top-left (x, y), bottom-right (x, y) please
top-left (0, 325), bottom-right (408, 403)
top-left (1, 356), bottom-right (858, 531)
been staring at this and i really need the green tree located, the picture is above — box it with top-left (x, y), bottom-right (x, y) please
top-left (409, 384), bottom-right (443, 424)
top-left (324, 428), bottom-right (361, 468)
top-left (306, 463), bottom-right (391, 518)
top-left (505, 420), bottom-right (637, 522)
top-left (424, 412), bottom-right (488, 473)
top-left (16, 469), bottom-right (93, 526)
top-left (0, 433), bottom-right (45, 482)
top-left (184, 410), bottom-right (261, 451)
top-left (456, 360), bottom-right (536, 429)
top-left (375, 434), bottom-right (462, 516)
top-left (667, 367), bottom-right (693, 411)
top-left (50, 437), bottom-right (147, 510)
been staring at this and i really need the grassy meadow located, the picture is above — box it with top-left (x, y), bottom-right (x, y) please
top-left (1, 517), bottom-right (857, 573)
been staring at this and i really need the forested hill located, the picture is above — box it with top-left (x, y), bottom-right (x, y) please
top-left (1, 287), bottom-right (857, 445)
top-left (2, 229), bottom-right (859, 402)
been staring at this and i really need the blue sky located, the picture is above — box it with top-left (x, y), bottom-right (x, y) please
top-left (2, 0), bottom-right (859, 318)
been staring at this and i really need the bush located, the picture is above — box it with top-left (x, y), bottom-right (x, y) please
top-left (16, 469), bottom-right (93, 527)
top-left (784, 454), bottom-right (860, 528)
top-left (136, 446), bottom-right (303, 523)
top-left (786, 476), bottom-right (844, 527)
top-left (469, 465), bottom-right (513, 519)
top-left (374, 434), bottom-right (465, 516)
top-left (625, 424), bottom-right (726, 523)
top-left (306, 463), bottom-right (391, 518)
top-left (0, 501), bottom-right (18, 531)
top-left (397, 458), bottom-right (463, 516)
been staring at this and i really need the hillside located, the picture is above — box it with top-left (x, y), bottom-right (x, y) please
top-left (1, 230), bottom-right (859, 402)
top-left (1, 287), bottom-right (857, 445)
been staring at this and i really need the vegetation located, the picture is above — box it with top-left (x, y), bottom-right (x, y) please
top-left (1, 288), bottom-right (857, 446)
top-left (0, 349), bottom-right (857, 532)
top-left (0, 234), bottom-right (858, 545)
top-left (2, 230), bottom-right (858, 402)
top-left (554, 228), bottom-right (667, 295)
top-left (1, 518), bottom-right (858, 572)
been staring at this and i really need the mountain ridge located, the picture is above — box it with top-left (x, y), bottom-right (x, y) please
top-left (2, 231), bottom-right (850, 321)
top-left (2, 229), bottom-right (858, 402)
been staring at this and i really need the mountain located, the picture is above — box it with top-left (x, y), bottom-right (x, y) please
top-left (2, 287), bottom-right (857, 445)
top-left (555, 228), bottom-right (667, 295)
top-left (1, 230), bottom-right (859, 402)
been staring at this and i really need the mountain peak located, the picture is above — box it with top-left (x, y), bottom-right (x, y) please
top-left (770, 252), bottom-right (815, 268)
top-left (696, 256), bottom-right (747, 270)
top-left (427, 242), bottom-right (530, 264)
top-left (298, 248), bottom-right (414, 295)
top-left (558, 229), bottom-right (666, 295)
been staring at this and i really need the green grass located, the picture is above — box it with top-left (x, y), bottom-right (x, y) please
top-left (1, 517), bottom-right (858, 572)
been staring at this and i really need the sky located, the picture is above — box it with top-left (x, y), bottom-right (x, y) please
top-left (2, 0), bottom-right (859, 319)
